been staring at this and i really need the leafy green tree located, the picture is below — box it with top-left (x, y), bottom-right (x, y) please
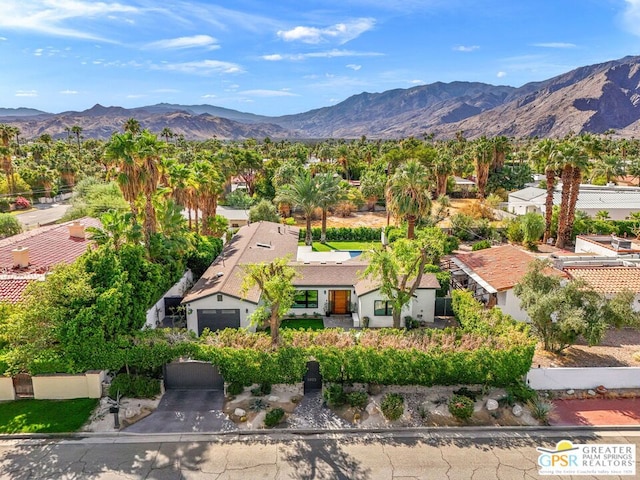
top-left (520, 212), bottom-right (545, 250)
top-left (316, 173), bottom-right (343, 243)
top-left (514, 259), bottom-right (639, 352)
top-left (364, 228), bottom-right (447, 328)
top-left (275, 170), bottom-right (320, 246)
top-left (87, 210), bottom-right (142, 251)
top-left (249, 199), bottom-right (280, 223)
top-left (386, 159), bottom-right (432, 239)
top-left (241, 257), bottom-right (297, 346)
top-left (360, 169), bottom-right (386, 212)
top-left (0, 213), bottom-right (22, 239)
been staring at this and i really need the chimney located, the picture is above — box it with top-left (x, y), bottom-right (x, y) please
top-left (12, 246), bottom-right (30, 268)
top-left (68, 221), bottom-right (86, 239)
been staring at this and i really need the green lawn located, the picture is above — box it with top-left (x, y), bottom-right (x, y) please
top-left (265, 318), bottom-right (325, 333)
top-left (0, 398), bottom-right (98, 433)
top-left (298, 241), bottom-right (379, 252)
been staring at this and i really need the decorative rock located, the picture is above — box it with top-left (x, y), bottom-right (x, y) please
top-left (512, 404), bottom-right (523, 417)
top-left (566, 389), bottom-right (575, 395)
top-left (587, 389), bottom-right (596, 396)
top-left (365, 402), bottom-right (378, 415)
top-left (268, 395), bottom-right (280, 402)
top-left (234, 408), bottom-right (246, 417)
top-left (595, 385), bottom-right (607, 395)
top-left (486, 399), bottom-right (499, 411)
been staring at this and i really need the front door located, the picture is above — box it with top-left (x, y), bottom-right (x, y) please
top-left (331, 290), bottom-right (350, 314)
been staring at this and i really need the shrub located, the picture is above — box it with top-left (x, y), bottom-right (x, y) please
top-left (334, 201), bottom-right (356, 217)
top-left (346, 391), bottom-right (368, 409)
top-left (0, 198), bottom-right (10, 212)
top-left (448, 394), bottom-right (474, 421)
top-left (528, 398), bottom-right (554, 424)
top-left (0, 213), bottom-right (22, 239)
top-left (249, 200), bottom-right (280, 223)
top-left (250, 398), bottom-right (269, 412)
top-left (108, 374), bottom-right (160, 399)
top-left (453, 386), bottom-right (481, 401)
top-left (251, 383), bottom-right (272, 396)
top-left (506, 381), bottom-right (537, 403)
top-left (380, 392), bottom-right (404, 420)
top-left (227, 382), bottom-right (244, 396)
top-left (225, 190), bottom-right (252, 209)
top-left (14, 196), bottom-right (31, 210)
top-left (264, 407), bottom-right (285, 427)
top-left (472, 239), bottom-right (491, 251)
top-left (323, 383), bottom-right (346, 407)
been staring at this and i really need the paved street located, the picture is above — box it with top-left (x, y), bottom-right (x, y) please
top-left (15, 203), bottom-right (71, 228)
top-left (0, 429), bottom-right (638, 479)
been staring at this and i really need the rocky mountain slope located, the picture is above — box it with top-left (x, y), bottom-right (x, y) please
top-left (4, 55), bottom-right (640, 140)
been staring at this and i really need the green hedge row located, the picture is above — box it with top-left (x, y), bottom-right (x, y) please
top-left (298, 227), bottom-right (382, 242)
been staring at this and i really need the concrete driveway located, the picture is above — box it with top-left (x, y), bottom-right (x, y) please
top-left (124, 390), bottom-right (235, 433)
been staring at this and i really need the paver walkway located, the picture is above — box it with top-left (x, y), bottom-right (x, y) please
top-left (551, 398), bottom-right (640, 426)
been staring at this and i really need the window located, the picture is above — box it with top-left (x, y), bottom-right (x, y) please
top-left (374, 300), bottom-right (393, 316)
top-left (217, 294), bottom-right (223, 302)
top-left (293, 290), bottom-right (318, 308)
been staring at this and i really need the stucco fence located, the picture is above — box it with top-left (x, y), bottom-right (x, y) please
top-left (526, 367), bottom-right (640, 390)
top-left (0, 371), bottom-right (106, 401)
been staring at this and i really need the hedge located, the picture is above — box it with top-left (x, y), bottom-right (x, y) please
top-left (299, 227), bottom-right (382, 242)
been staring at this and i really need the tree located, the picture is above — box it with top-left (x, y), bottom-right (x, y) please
top-left (514, 259), bottom-right (639, 352)
top-left (71, 125), bottom-right (83, 164)
top-left (0, 124), bottom-right (19, 194)
top-left (529, 138), bottom-right (558, 242)
top-left (86, 210), bottom-right (142, 251)
top-left (386, 159), bottom-right (432, 239)
top-left (519, 212), bottom-right (545, 250)
top-left (0, 213), bottom-right (22, 239)
top-left (241, 257), bottom-right (297, 346)
top-left (359, 169), bottom-right (386, 212)
top-left (316, 173), bottom-right (343, 243)
top-left (472, 136), bottom-right (492, 199)
top-left (275, 170), bottom-right (320, 246)
top-left (249, 199), bottom-right (280, 223)
top-left (363, 228), bottom-right (447, 328)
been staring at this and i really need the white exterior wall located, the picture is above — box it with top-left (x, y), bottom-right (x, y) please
top-left (288, 287), bottom-right (357, 317)
top-left (496, 289), bottom-right (530, 322)
top-left (412, 289), bottom-right (436, 323)
top-left (527, 367), bottom-right (640, 390)
top-left (358, 288), bottom-right (436, 327)
top-left (0, 377), bottom-right (15, 401)
top-left (145, 270), bottom-right (194, 329)
top-left (574, 237), bottom-right (619, 256)
top-left (185, 295), bottom-right (257, 334)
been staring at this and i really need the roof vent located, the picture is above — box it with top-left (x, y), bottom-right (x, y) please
top-left (256, 242), bottom-right (271, 248)
top-left (215, 272), bottom-right (224, 278)
top-left (12, 246), bottom-right (30, 268)
top-left (68, 221), bottom-right (86, 239)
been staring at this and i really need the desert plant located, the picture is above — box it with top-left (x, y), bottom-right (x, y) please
top-left (346, 391), bottom-right (368, 410)
top-left (227, 382), bottom-right (244, 396)
top-left (264, 407), bottom-right (285, 427)
top-left (380, 392), bottom-right (404, 421)
top-left (506, 381), bottom-right (537, 403)
top-left (251, 383), bottom-right (272, 397)
top-left (448, 394), bottom-right (474, 421)
top-left (249, 398), bottom-right (269, 412)
top-left (528, 398), bottom-right (554, 424)
top-left (323, 383), bottom-right (346, 407)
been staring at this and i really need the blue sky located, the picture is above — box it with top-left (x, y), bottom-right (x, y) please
top-left (2, 0), bottom-right (640, 116)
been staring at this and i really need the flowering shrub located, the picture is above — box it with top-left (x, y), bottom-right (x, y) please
top-left (14, 196), bottom-right (31, 209)
top-left (448, 394), bottom-right (474, 420)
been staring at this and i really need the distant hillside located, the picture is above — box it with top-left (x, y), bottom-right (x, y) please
top-left (6, 55), bottom-right (640, 139)
top-left (0, 107), bottom-right (50, 118)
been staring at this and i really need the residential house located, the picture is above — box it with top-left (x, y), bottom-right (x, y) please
top-left (216, 206), bottom-right (249, 229)
top-left (574, 235), bottom-right (640, 257)
top-left (0, 218), bottom-right (100, 303)
top-left (563, 266), bottom-right (640, 312)
top-left (182, 221), bottom-right (440, 335)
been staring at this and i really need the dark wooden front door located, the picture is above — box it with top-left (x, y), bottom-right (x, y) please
top-left (13, 374), bottom-right (34, 398)
top-left (303, 361), bottom-right (322, 393)
top-left (331, 290), bottom-right (349, 314)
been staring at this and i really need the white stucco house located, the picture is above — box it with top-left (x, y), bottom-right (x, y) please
top-left (182, 221), bottom-right (440, 335)
top-left (508, 184), bottom-right (640, 220)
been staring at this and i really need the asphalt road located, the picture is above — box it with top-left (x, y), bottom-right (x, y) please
top-left (15, 203), bottom-right (71, 228)
top-left (0, 429), bottom-right (637, 479)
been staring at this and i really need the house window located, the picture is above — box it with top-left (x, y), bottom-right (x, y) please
top-left (293, 290), bottom-right (318, 308)
top-left (217, 294), bottom-right (223, 302)
top-left (374, 300), bottom-right (392, 316)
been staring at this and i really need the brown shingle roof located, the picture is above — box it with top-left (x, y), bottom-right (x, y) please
top-left (453, 244), bottom-right (539, 291)
top-left (183, 221), bottom-right (300, 304)
top-left (564, 267), bottom-right (640, 294)
top-left (293, 263), bottom-right (366, 288)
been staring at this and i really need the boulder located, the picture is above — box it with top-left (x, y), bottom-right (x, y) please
top-left (268, 395), bottom-right (280, 402)
top-left (234, 408), bottom-right (246, 417)
top-left (512, 404), bottom-right (523, 417)
top-left (587, 389), bottom-right (596, 396)
top-left (486, 399), bottom-right (499, 411)
top-left (365, 402), bottom-right (378, 415)
top-left (566, 389), bottom-right (575, 395)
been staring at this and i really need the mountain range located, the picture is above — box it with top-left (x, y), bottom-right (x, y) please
top-left (4, 55), bottom-right (640, 141)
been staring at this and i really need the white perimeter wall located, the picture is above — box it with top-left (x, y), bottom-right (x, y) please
top-left (527, 367), bottom-right (640, 390)
top-left (145, 270), bottom-right (194, 328)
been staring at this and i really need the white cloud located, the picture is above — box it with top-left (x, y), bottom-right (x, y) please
top-left (152, 88), bottom-right (179, 93)
top-left (623, 0), bottom-right (640, 35)
top-left (531, 42), bottom-right (576, 48)
top-left (277, 18), bottom-right (375, 45)
top-left (497, 71), bottom-right (507, 78)
top-left (34, 48), bottom-right (43, 56)
top-left (126, 94), bottom-right (145, 98)
top-left (0, 0), bottom-right (141, 42)
top-left (346, 64), bottom-right (361, 71)
top-left (453, 45), bottom-right (479, 52)
top-left (0, 36), bottom-right (7, 41)
top-left (262, 49), bottom-right (383, 61)
top-left (202, 94), bottom-right (217, 98)
top-left (153, 59), bottom-right (244, 75)
top-left (145, 35), bottom-right (219, 50)
top-left (60, 89), bottom-right (78, 94)
top-left (240, 89), bottom-right (299, 97)
top-left (15, 90), bottom-right (37, 97)
top-left (409, 79), bottom-right (423, 84)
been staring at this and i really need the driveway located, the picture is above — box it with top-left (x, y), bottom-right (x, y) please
top-left (550, 398), bottom-right (640, 426)
top-left (124, 390), bottom-right (235, 433)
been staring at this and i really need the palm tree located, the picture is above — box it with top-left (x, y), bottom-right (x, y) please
top-left (160, 127), bottom-right (174, 144)
top-left (192, 159), bottom-right (222, 235)
top-left (272, 160), bottom-right (303, 217)
top-left (135, 130), bottom-right (164, 240)
top-left (0, 124), bottom-right (19, 194)
top-left (529, 138), bottom-right (559, 242)
top-left (590, 154), bottom-right (624, 184)
top-left (316, 173), bottom-right (343, 243)
top-left (275, 170), bottom-right (320, 245)
top-left (123, 118), bottom-right (141, 134)
top-left (473, 136), bottom-right (492, 199)
top-left (71, 125), bottom-right (83, 162)
top-left (105, 131), bottom-right (141, 220)
top-left (87, 210), bottom-right (142, 251)
top-left (386, 159), bottom-right (432, 239)
top-left (433, 147), bottom-right (454, 197)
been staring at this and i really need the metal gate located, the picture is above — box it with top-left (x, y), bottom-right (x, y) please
top-left (303, 361), bottom-right (322, 393)
top-left (164, 361), bottom-right (224, 390)
top-left (13, 374), bottom-right (34, 398)
top-left (435, 297), bottom-right (454, 317)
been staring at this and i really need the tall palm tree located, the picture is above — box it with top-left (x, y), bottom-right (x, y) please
top-left (316, 173), bottom-right (343, 243)
top-left (275, 169), bottom-right (320, 246)
top-left (529, 138), bottom-right (559, 242)
top-left (105, 131), bottom-right (141, 220)
top-left (590, 154), bottom-right (624, 184)
top-left (135, 130), bottom-right (164, 240)
top-left (0, 124), bottom-right (19, 194)
top-left (272, 160), bottom-right (303, 217)
top-left (71, 125), bottom-right (83, 163)
top-left (386, 159), bottom-right (432, 239)
top-left (433, 147), bottom-right (453, 197)
top-left (473, 136), bottom-right (492, 199)
top-left (160, 127), bottom-right (174, 144)
top-left (192, 159), bottom-right (222, 235)
top-left (123, 118), bottom-right (141, 134)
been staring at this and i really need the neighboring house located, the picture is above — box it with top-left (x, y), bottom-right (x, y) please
top-left (449, 244), bottom-right (563, 322)
top-left (182, 221), bottom-right (440, 335)
top-left (216, 206), bottom-right (249, 229)
top-left (507, 184), bottom-right (640, 220)
top-left (574, 235), bottom-right (640, 257)
top-left (563, 266), bottom-right (640, 312)
top-left (0, 218), bottom-right (100, 303)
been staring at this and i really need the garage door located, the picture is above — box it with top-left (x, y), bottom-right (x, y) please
top-left (197, 309), bottom-right (240, 335)
top-left (164, 361), bottom-right (224, 390)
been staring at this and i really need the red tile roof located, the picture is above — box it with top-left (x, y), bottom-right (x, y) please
top-left (564, 267), bottom-right (640, 294)
top-left (0, 278), bottom-right (34, 303)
